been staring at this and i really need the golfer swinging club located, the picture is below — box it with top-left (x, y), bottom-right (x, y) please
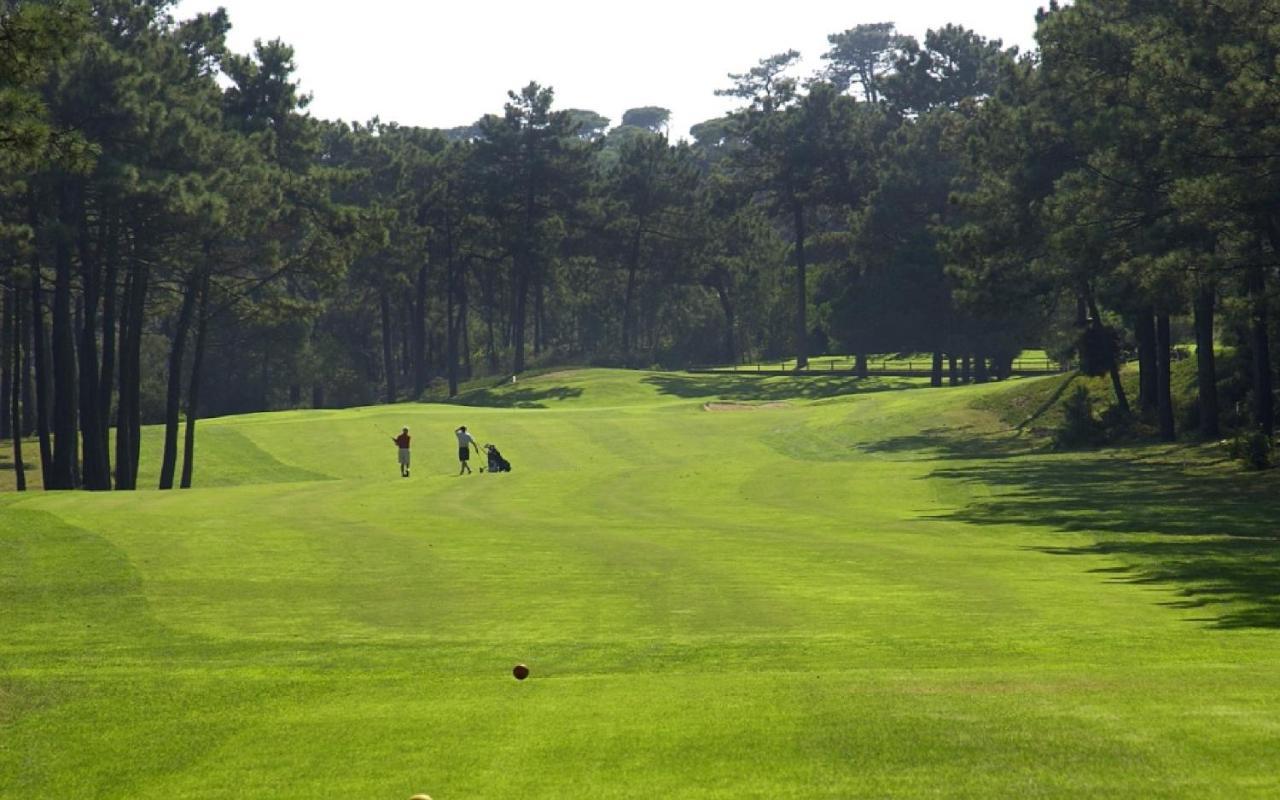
top-left (455, 425), bottom-right (480, 475)
top-left (393, 427), bottom-right (411, 477)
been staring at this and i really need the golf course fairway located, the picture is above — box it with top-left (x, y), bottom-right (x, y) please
top-left (2, 369), bottom-right (1278, 798)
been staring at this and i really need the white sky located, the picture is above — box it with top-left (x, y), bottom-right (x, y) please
top-left (172, 0), bottom-right (1047, 138)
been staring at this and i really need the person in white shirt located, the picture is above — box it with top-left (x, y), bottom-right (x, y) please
top-left (455, 425), bottom-right (480, 475)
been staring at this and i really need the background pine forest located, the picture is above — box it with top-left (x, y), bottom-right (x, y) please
top-left (3, 0), bottom-right (1280, 490)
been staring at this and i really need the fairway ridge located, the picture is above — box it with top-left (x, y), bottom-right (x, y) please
top-left (3, 369), bottom-right (1279, 798)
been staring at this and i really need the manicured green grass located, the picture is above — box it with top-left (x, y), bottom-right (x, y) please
top-left (3, 368), bottom-right (1279, 798)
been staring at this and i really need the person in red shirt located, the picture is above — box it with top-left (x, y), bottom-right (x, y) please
top-left (392, 427), bottom-right (411, 477)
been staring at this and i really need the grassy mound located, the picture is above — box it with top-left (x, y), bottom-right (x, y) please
top-left (972, 357), bottom-right (1222, 447)
top-left (3, 369), bottom-right (1279, 798)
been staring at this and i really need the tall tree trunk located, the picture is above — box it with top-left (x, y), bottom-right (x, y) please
top-left (414, 263), bottom-right (428, 397)
top-left (446, 249), bottom-right (459, 398)
top-left (993, 353), bottom-right (1013, 380)
top-left (1193, 283), bottom-right (1220, 439)
top-left (622, 269), bottom-right (637, 355)
top-left (158, 274), bottom-right (199, 490)
top-left (505, 250), bottom-right (519, 353)
top-left (180, 273), bottom-right (210, 489)
top-left (460, 273), bottom-right (472, 380)
top-left (399, 299), bottom-right (410, 379)
top-left (485, 273), bottom-right (498, 373)
top-left (714, 281), bottom-right (737, 365)
top-left (534, 278), bottom-right (544, 357)
top-left (49, 185), bottom-right (78, 489)
top-left (30, 260), bottom-right (53, 489)
top-left (426, 328), bottom-right (435, 378)
top-left (1, 284), bottom-right (11, 441)
top-left (856, 352), bottom-right (868, 379)
top-left (948, 354), bottom-right (958, 386)
top-left (380, 290), bottom-right (396, 404)
top-left (1086, 291), bottom-right (1131, 415)
top-left (72, 299), bottom-right (82, 489)
top-left (793, 204), bottom-right (809, 369)
top-left (1156, 312), bottom-right (1176, 442)
top-left (622, 224), bottom-right (643, 355)
top-left (1135, 306), bottom-right (1158, 416)
top-left (21, 329), bottom-right (34, 436)
top-left (10, 287), bottom-right (24, 491)
top-left (512, 255), bottom-right (529, 374)
top-left (1247, 262), bottom-right (1274, 437)
top-left (114, 271), bottom-right (134, 489)
top-left (532, 279), bottom-right (542, 358)
top-left (447, 310), bottom-right (460, 398)
top-left (961, 354), bottom-right (971, 384)
top-left (76, 204), bottom-right (107, 490)
top-left (973, 353), bottom-right (989, 384)
top-left (97, 216), bottom-right (119, 485)
top-left (503, 294), bottom-right (513, 350)
top-left (115, 260), bottom-right (148, 490)
top-left (259, 342), bottom-right (270, 410)
top-left (931, 350), bottom-right (944, 387)
top-left (127, 274), bottom-right (145, 482)
top-left (1104, 346), bottom-right (1131, 415)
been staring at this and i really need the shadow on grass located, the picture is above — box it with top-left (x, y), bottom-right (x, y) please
top-left (931, 452), bottom-right (1280, 629)
top-left (643, 373), bottom-right (918, 402)
top-left (858, 425), bottom-right (1038, 461)
top-left (1041, 538), bottom-right (1280, 630)
top-left (847, 415), bottom-right (1280, 629)
top-left (451, 385), bottom-right (585, 409)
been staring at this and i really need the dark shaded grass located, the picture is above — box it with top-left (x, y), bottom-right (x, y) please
top-left (1040, 538), bottom-right (1280, 630)
top-left (935, 455), bottom-right (1280, 630)
top-left (859, 424), bottom-right (1038, 461)
top-left (447, 385), bottom-right (585, 409)
top-left (643, 373), bottom-right (919, 402)
top-left (868, 418), bottom-right (1280, 630)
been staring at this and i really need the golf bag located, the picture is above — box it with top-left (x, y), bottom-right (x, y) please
top-left (484, 444), bottom-right (512, 473)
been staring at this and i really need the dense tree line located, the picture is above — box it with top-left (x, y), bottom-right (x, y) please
top-left (947, 0), bottom-right (1280, 448)
top-left (3, 0), bottom-right (1279, 491)
top-left (1, 0), bottom-right (351, 490)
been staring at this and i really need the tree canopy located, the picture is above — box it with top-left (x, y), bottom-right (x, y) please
top-left (4, 0), bottom-right (1280, 492)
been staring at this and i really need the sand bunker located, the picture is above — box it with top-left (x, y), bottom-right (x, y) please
top-left (703, 401), bottom-right (788, 412)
